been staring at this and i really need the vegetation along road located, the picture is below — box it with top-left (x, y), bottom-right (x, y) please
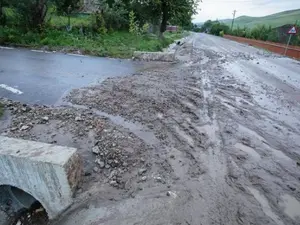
top-left (1, 33), bottom-right (300, 225)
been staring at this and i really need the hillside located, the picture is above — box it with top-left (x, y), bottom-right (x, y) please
top-left (221, 9), bottom-right (300, 28)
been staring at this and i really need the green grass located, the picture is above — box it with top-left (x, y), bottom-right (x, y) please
top-left (0, 103), bottom-right (4, 118)
top-left (222, 9), bottom-right (300, 28)
top-left (49, 14), bottom-right (91, 28)
top-left (0, 27), bottom-right (182, 58)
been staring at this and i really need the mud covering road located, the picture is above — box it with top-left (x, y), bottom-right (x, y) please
top-left (1, 33), bottom-right (300, 225)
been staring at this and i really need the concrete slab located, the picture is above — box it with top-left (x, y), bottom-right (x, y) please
top-left (0, 136), bottom-right (82, 219)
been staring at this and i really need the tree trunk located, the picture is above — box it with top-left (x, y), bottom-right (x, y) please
top-left (159, 0), bottom-right (168, 35)
top-left (0, 0), bottom-right (4, 26)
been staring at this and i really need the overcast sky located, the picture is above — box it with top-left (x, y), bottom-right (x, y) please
top-left (193, 0), bottom-right (300, 23)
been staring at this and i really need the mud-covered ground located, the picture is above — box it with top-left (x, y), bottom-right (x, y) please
top-left (1, 33), bottom-right (300, 225)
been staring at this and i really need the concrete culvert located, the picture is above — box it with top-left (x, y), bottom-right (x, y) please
top-left (0, 185), bottom-right (49, 225)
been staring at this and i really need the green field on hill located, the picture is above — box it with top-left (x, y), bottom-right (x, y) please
top-left (221, 9), bottom-right (300, 28)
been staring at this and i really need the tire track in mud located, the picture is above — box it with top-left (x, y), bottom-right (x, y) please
top-left (59, 34), bottom-right (300, 225)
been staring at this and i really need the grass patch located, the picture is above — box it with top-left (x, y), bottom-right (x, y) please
top-left (0, 103), bottom-right (4, 118)
top-left (0, 26), bottom-right (183, 58)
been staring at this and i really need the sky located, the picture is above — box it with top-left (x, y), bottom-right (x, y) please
top-left (192, 0), bottom-right (300, 23)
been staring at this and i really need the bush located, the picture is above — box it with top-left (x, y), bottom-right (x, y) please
top-left (219, 30), bottom-right (224, 37)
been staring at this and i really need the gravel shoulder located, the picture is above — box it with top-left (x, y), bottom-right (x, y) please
top-left (1, 33), bottom-right (300, 225)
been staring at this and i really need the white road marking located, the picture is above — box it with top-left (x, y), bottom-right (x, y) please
top-left (0, 84), bottom-right (23, 94)
top-left (67, 53), bottom-right (87, 57)
top-left (31, 50), bottom-right (44, 53)
top-left (0, 46), bottom-right (14, 50)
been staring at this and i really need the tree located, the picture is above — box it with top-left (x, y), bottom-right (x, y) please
top-left (0, 0), bottom-right (9, 25)
top-left (130, 0), bottom-right (200, 35)
top-left (10, 0), bottom-right (48, 29)
top-left (160, 0), bottom-right (200, 33)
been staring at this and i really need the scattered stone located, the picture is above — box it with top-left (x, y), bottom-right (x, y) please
top-left (42, 116), bottom-right (49, 122)
top-left (84, 172), bottom-right (92, 176)
top-left (105, 164), bottom-right (111, 169)
top-left (110, 180), bottom-right (118, 187)
top-left (95, 159), bottom-right (105, 168)
top-left (93, 167), bottom-right (99, 173)
top-left (287, 185), bottom-right (296, 191)
top-left (10, 127), bottom-right (18, 131)
top-left (20, 125), bottom-right (30, 131)
top-left (75, 116), bottom-right (83, 121)
top-left (257, 62), bottom-right (260, 64)
top-left (155, 177), bottom-right (163, 183)
top-left (141, 176), bottom-right (147, 182)
top-left (138, 168), bottom-right (147, 175)
top-left (170, 154), bottom-right (175, 159)
top-left (92, 146), bottom-right (100, 154)
top-left (140, 157), bottom-right (145, 162)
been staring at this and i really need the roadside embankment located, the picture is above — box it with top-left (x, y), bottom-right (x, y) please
top-left (224, 35), bottom-right (300, 59)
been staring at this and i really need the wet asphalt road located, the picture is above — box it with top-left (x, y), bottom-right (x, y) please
top-left (0, 47), bottom-right (140, 105)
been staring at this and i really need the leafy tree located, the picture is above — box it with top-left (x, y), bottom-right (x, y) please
top-left (0, 0), bottom-right (9, 25)
top-left (130, 0), bottom-right (200, 35)
top-left (11, 0), bottom-right (49, 29)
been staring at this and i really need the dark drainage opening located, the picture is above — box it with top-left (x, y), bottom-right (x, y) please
top-left (0, 185), bottom-right (49, 225)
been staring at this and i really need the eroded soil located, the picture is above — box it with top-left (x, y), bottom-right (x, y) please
top-left (1, 33), bottom-right (300, 225)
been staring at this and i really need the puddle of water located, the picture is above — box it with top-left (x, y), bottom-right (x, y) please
top-left (279, 194), bottom-right (300, 220)
top-left (61, 102), bottom-right (159, 146)
top-left (235, 143), bottom-right (261, 160)
top-left (248, 187), bottom-right (284, 225)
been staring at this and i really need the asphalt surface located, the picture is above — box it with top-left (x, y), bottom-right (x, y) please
top-left (0, 47), bottom-right (140, 105)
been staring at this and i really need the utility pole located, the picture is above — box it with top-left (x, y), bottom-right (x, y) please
top-left (231, 10), bottom-right (237, 31)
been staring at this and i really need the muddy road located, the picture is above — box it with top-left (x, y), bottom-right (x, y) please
top-left (1, 33), bottom-right (300, 225)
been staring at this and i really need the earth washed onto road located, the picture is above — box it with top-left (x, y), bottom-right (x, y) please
top-left (1, 33), bottom-right (300, 225)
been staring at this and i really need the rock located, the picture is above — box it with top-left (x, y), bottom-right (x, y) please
top-left (75, 116), bottom-right (83, 121)
top-left (93, 167), bottom-right (99, 173)
top-left (287, 185), bottom-right (296, 191)
top-left (20, 125), bottom-right (30, 131)
top-left (10, 127), bottom-right (18, 131)
top-left (92, 146), bottom-right (100, 154)
top-left (105, 164), bottom-right (111, 169)
top-left (166, 191), bottom-right (171, 196)
top-left (122, 162), bottom-right (128, 167)
top-left (141, 176), bottom-right (147, 182)
top-left (42, 116), bottom-right (49, 122)
top-left (170, 154), bottom-right (175, 159)
top-left (138, 168), bottom-right (147, 176)
top-left (257, 62), bottom-right (260, 64)
top-left (84, 171), bottom-right (92, 176)
top-left (110, 180), bottom-right (118, 187)
top-left (140, 157), bottom-right (145, 162)
top-left (95, 159), bottom-right (105, 168)
top-left (155, 177), bottom-right (163, 183)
